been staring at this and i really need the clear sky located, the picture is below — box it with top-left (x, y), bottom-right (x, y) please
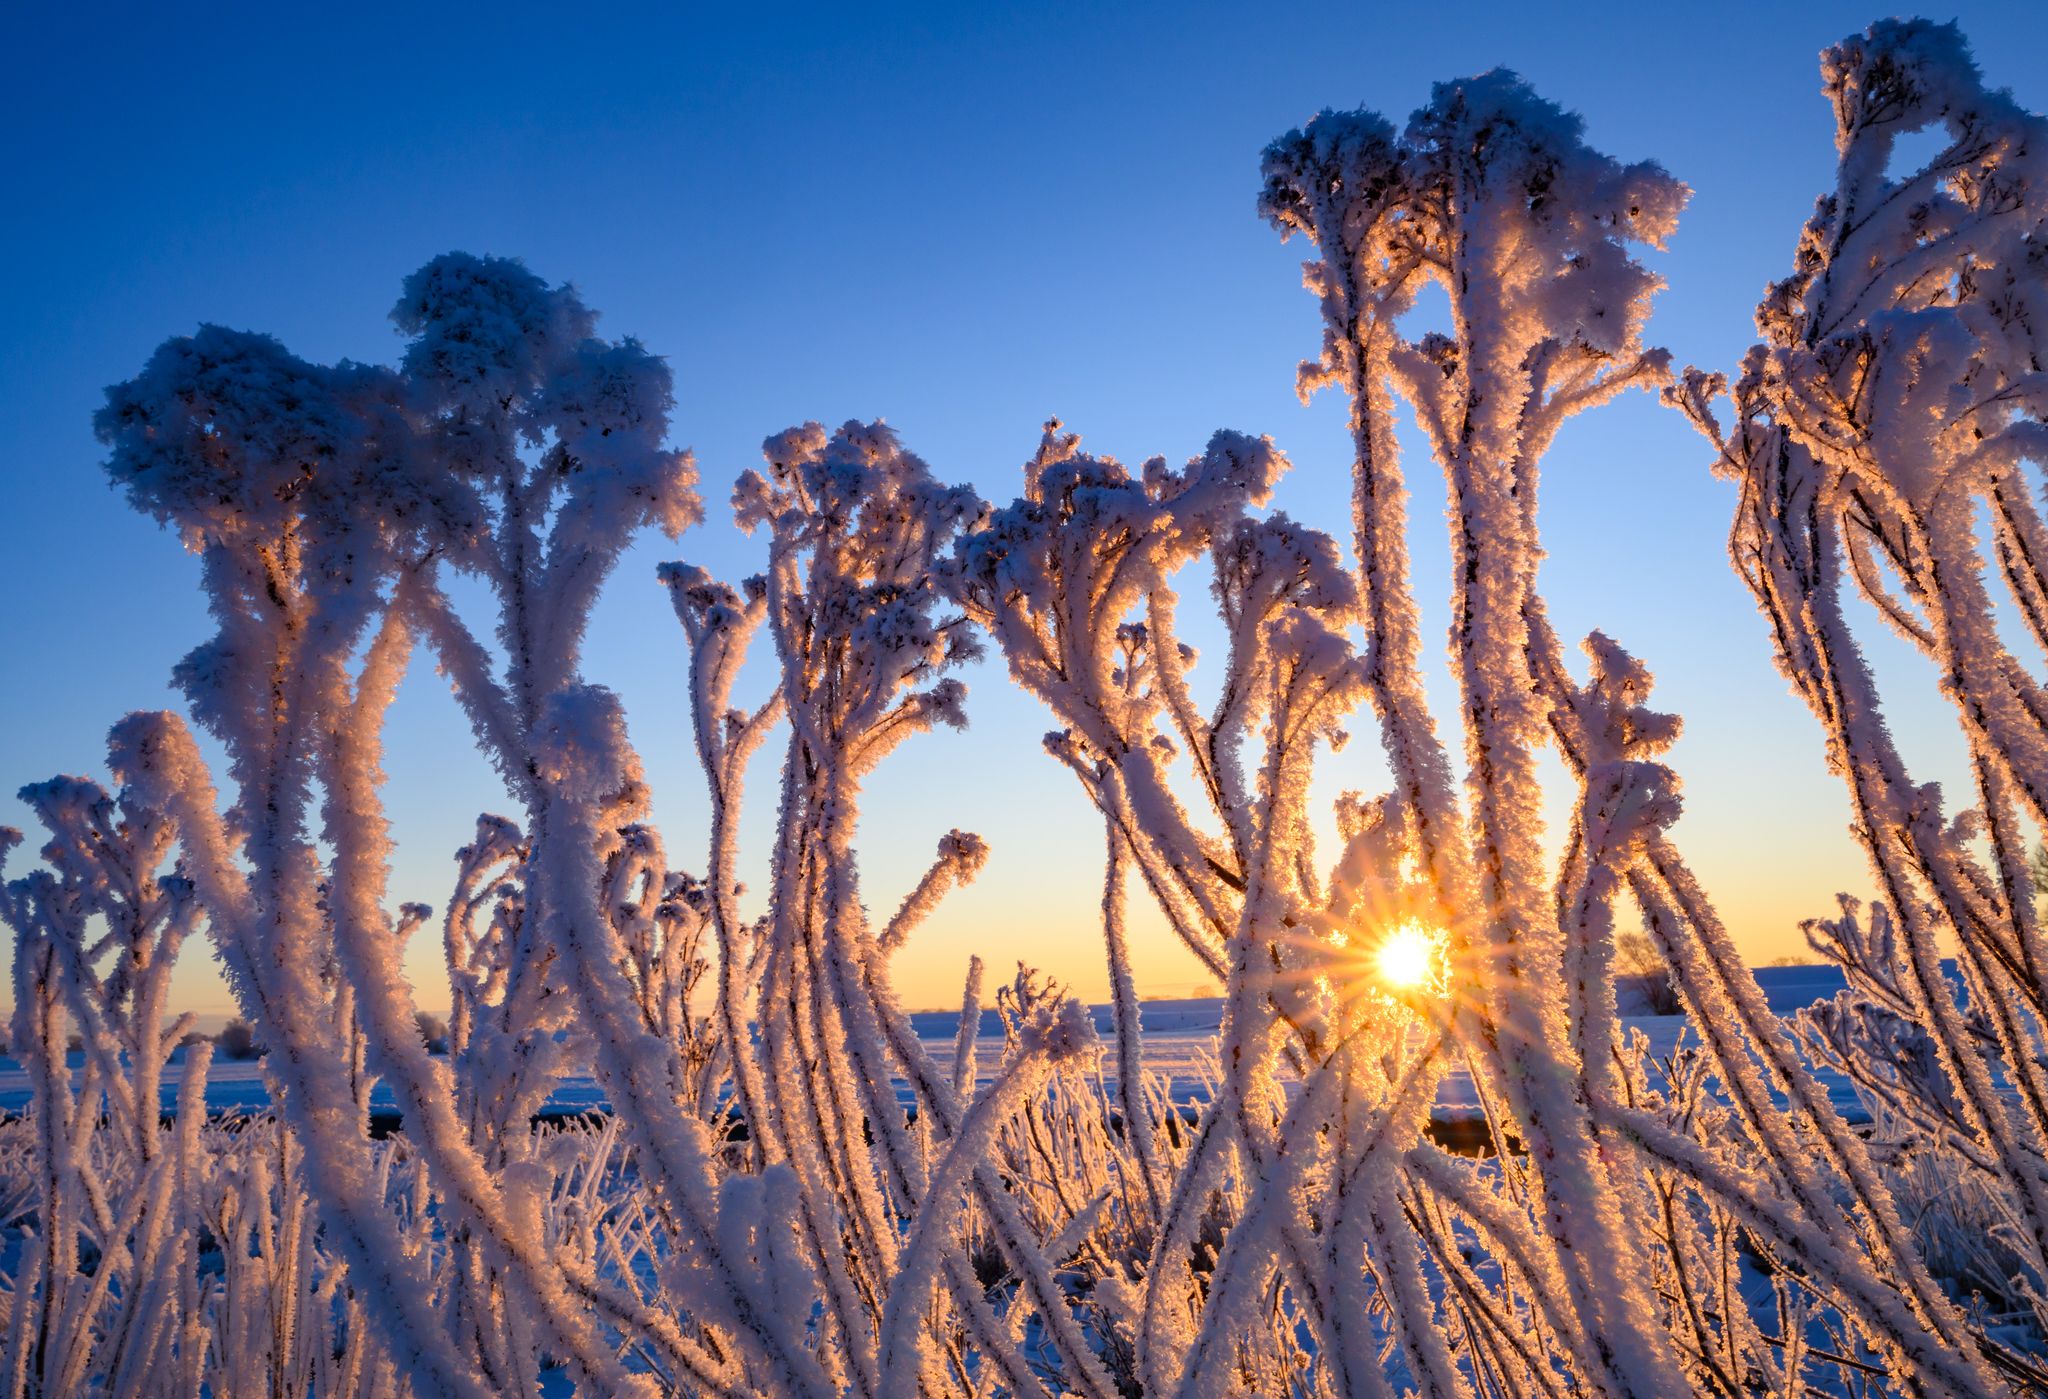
top-left (4, 1), bottom-right (2045, 1018)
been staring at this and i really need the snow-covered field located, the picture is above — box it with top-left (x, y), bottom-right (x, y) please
top-left (0, 964), bottom-right (1861, 1128)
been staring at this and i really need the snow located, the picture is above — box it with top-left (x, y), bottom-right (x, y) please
top-left (0, 967), bottom-right (1864, 1125)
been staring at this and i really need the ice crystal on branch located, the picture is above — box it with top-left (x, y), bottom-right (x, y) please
top-left (1673, 20), bottom-right (2048, 1374)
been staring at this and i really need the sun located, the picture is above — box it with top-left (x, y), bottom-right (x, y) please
top-left (1374, 921), bottom-right (1444, 993)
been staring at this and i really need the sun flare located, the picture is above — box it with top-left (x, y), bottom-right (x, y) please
top-left (1374, 921), bottom-right (1444, 992)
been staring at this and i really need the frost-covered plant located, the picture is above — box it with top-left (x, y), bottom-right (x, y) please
top-left (1672, 17), bottom-right (2048, 1369)
top-left (942, 422), bottom-right (1438, 1395)
top-left (81, 319), bottom-right (510, 1393)
top-left (0, 788), bottom-right (213, 1399)
top-left (658, 420), bottom-right (1127, 1398)
top-left (9, 22), bottom-right (2048, 1397)
top-left (24, 259), bottom-right (712, 1398)
top-left (1088, 59), bottom-right (1995, 1396)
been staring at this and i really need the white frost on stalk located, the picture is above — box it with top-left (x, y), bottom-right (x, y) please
top-left (674, 418), bottom-right (1125, 1399)
top-left (1672, 18), bottom-right (2048, 1381)
top-left (1247, 51), bottom-right (2001, 1396)
top-left (1267, 73), bottom-right (1693, 1398)
top-left (880, 830), bottom-right (988, 955)
top-left (94, 317), bottom-right (504, 1398)
top-left (392, 252), bottom-right (700, 751)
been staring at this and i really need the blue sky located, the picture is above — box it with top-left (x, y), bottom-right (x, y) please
top-left (4, 1), bottom-right (2045, 1014)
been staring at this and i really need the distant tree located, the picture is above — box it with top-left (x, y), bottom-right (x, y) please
top-left (215, 1019), bottom-right (263, 1061)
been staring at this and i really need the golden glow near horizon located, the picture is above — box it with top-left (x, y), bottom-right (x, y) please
top-left (1374, 920), bottom-right (1446, 994)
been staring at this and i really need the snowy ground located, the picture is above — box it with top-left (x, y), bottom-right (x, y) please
top-left (0, 965), bottom-right (1862, 1126)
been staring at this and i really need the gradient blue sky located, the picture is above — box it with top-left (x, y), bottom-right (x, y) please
top-left (4, 1), bottom-right (2044, 1016)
